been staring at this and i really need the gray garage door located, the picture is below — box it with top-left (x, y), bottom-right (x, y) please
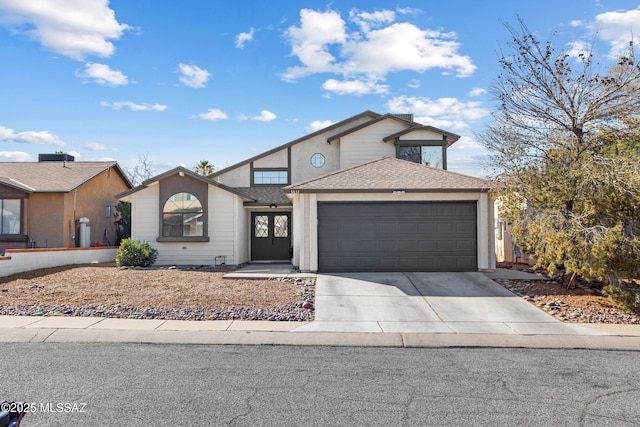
top-left (318, 202), bottom-right (477, 272)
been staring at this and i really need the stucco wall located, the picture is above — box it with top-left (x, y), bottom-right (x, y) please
top-left (22, 166), bottom-right (130, 249)
top-left (72, 167), bottom-right (130, 247)
top-left (340, 119), bottom-right (407, 169)
top-left (130, 182), bottom-right (243, 265)
top-left (253, 149), bottom-right (288, 168)
top-left (214, 113), bottom-right (376, 187)
top-left (0, 247), bottom-right (117, 277)
top-left (215, 164), bottom-right (250, 187)
top-left (398, 129), bottom-right (445, 140)
top-left (291, 136), bottom-right (340, 184)
top-left (27, 193), bottom-right (66, 248)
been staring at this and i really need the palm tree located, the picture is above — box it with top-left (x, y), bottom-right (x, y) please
top-left (195, 160), bottom-right (215, 176)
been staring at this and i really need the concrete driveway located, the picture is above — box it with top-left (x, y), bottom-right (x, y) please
top-left (293, 272), bottom-right (609, 335)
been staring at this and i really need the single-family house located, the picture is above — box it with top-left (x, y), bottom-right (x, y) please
top-left (0, 154), bottom-right (132, 252)
top-left (117, 111), bottom-right (495, 272)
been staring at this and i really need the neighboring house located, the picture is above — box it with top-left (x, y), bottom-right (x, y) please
top-left (494, 205), bottom-right (537, 266)
top-left (0, 154), bottom-right (132, 252)
top-left (117, 111), bottom-right (495, 272)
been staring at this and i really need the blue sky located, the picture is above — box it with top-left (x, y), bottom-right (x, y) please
top-left (0, 0), bottom-right (638, 178)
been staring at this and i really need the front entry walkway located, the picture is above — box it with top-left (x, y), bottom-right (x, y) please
top-left (293, 272), bottom-right (612, 335)
top-left (223, 263), bottom-right (315, 279)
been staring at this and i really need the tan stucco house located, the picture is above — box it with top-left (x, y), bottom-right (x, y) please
top-left (117, 111), bottom-right (495, 272)
top-left (0, 154), bottom-right (132, 252)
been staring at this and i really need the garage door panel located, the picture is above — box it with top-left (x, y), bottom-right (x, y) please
top-left (318, 201), bottom-right (477, 272)
top-left (398, 240), bottom-right (418, 251)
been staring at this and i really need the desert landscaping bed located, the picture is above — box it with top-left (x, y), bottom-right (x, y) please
top-left (494, 264), bottom-right (640, 324)
top-left (0, 263), bottom-right (314, 321)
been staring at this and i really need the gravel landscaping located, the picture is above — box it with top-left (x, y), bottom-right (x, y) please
top-left (0, 263), bottom-right (315, 321)
top-left (494, 264), bottom-right (640, 324)
top-left (1, 261), bottom-right (638, 325)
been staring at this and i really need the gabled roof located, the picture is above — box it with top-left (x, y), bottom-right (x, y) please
top-left (0, 161), bottom-right (132, 193)
top-left (115, 166), bottom-right (256, 201)
top-left (234, 187), bottom-right (292, 206)
top-left (0, 177), bottom-right (35, 193)
top-left (383, 125), bottom-right (460, 146)
top-left (210, 110), bottom-right (380, 178)
top-left (326, 113), bottom-right (417, 143)
top-left (283, 157), bottom-right (490, 193)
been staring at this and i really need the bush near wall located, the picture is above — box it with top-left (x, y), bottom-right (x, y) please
top-left (115, 238), bottom-right (158, 267)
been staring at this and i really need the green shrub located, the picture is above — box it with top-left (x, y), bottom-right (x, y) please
top-left (115, 238), bottom-right (158, 267)
top-left (602, 282), bottom-right (640, 313)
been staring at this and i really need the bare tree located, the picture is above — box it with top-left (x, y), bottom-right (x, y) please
top-left (124, 153), bottom-right (156, 186)
top-left (481, 17), bottom-right (640, 289)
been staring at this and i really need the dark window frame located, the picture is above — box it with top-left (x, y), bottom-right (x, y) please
top-left (0, 198), bottom-right (23, 235)
top-left (251, 168), bottom-right (290, 185)
top-left (157, 174), bottom-right (210, 243)
top-left (395, 140), bottom-right (448, 170)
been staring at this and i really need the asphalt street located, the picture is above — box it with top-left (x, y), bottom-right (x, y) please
top-left (1, 343), bottom-right (639, 426)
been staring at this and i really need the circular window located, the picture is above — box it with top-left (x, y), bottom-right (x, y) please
top-left (310, 153), bottom-right (325, 168)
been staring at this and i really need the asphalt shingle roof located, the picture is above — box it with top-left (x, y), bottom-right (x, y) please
top-left (284, 157), bottom-right (490, 192)
top-left (234, 186), bottom-right (292, 206)
top-left (0, 161), bottom-right (127, 192)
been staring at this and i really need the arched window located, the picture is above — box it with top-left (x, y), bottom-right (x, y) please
top-left (162, 192), bottom-right (203, 237)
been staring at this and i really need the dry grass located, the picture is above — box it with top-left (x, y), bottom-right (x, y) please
top-left (0, 263), bottom-right (299, 309)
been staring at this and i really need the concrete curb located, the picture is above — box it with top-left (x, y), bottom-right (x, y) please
top-left (2, 324), bottom-right (640, 350)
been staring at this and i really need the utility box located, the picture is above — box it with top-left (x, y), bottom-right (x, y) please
top-left (78, 217), bottom-right (90, 248)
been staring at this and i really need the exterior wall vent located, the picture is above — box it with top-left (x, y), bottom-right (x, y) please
top-left (38, 153), bottom-right (75, 162)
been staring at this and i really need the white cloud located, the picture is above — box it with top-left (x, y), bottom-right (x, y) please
top-left (407, 79), bottom-right (421, 89)
top-left (469, 87), bottom-right (486, 97)
top-left (305, 120), bottom-right (334, 133)
top-left (100, 101), bottom-right (167, 111)
top-left (349, 8), bottom-right (395, 32)
top-left (253, 110), bottom-right (276, 122)
top-left (566, 41), bottom-right (590, 58)
top-left (322, 78), bottom-right (389, 95)
top-left (386, 95), bottom-right (489, 130)
top-left (235, 27), bottom-right (254, 48)
top-left (178, 63), bottom-right (211, 88)
top-left (449, 135), bottom-right (483, 150)
top-left (0, 0), bottom-right (129, 60)
top-left (68, 150), bottom-right (81, 159)
top-left (282, 9), bottom-right (347, 81)
top-left (84, 142), bottom-right (108, 151)
top-left (282, 8), bottom-right (476, 91)
top-left (570, 20), bottom-right (583, 27)
top-left (239, 110), bottom-right (277, 122)
top-left (592, 7), bottom-right (640, 56)
top-left (198, 108), bottom-right (228, 121)
top-left (0, 151), bottom-right (33, 162)
top-left (79, 63), bottom-right (128, 86)
top-left (0, 125), bottom-right (66, 147)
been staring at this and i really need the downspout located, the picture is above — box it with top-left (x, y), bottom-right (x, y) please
top-left (72, 189), bottom-right (77, 246)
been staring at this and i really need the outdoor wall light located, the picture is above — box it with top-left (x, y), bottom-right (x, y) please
top-left (269, 203), bottom-right (278, 209)
top-left (106, 205), bottom-right (111, 218)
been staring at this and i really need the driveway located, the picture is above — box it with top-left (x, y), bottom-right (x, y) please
top-left (294, 272), bottom-right (610, 335)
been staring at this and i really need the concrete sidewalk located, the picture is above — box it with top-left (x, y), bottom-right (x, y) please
top-left (1, 314), bottom-right (640, 350)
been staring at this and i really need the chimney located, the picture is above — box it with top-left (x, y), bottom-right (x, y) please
top-left (38, 153), bottom-right (75, 162)
top-left (392, 113), bottom-right (414, 122)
